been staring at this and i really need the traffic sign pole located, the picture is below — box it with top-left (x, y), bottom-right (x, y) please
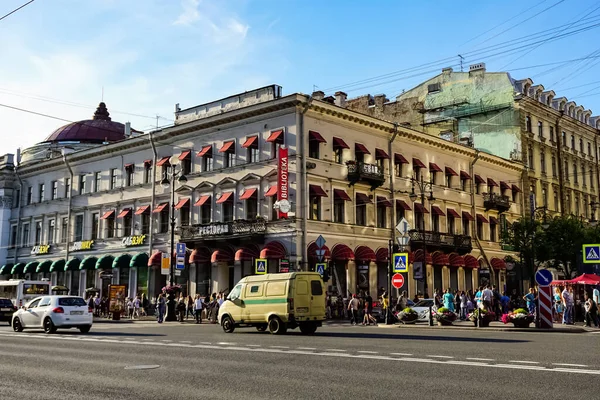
top-left (535, 269), bottom-right (553, 329)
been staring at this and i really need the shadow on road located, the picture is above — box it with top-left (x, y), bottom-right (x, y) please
top-left (283, 331), bottom-right (529, 343)
top-left (21, 331), bottom-right (166, 337)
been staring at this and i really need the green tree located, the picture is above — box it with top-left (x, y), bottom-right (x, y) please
top-left (537, 215), bottom-right (586, 278)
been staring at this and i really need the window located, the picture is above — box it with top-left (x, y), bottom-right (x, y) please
top-left (528, 146), bottom-right (534, 169)
top-left (432, 213), bottom-right (440, 232)
top-left (110, 169), bottom-right (117, 190)
top-left (490, 221), bottom-right (497, 242)
top-left (9, 225), bottom-right (17, 248)
top-left (248, 144), bottom-right (260, 164)
top-left (309, 139), bottom-right (320, 159)
top-left (525, 116), bottom-right (532, 133)
top-left (376, 203), bottom-right (386, 228)
top-left (445, 173), bottom-right (452, 188)
top-left (222, 198), bottom-right (234, 222)
top-left (574, 162), bottom-right (578, 183)
top-left (309, 195), bottom-right (321, 221)
top-left (582, 164), bottom-right (587, 186)
top-left (565, 194), bottom-right (571, 213)
top-left (475, 181), bottom-right (481, 194)
top-left (74, 215), bottom-right (84, 241)
top-left (224, 147), bottom-right (235, 168)
top-left (554, 191), bottom-right (559, 211)
top-left (34, 221), bottom-right (42, 245)
top-left (591, 168), bottom-right (595, 188)
top-left (551, 155), bottom-right (557, 177)
top-left (447, 215), bottom-right (455, 234)
top-left (396, 204), bottom-right (405, 224)
top-left (51, 181), bottom-right (57, 200)
top-left (549, 126), bottom-right (554, 142)
top-left (79, 174), bottom-right (86, 195)
top-left (395, 162), bottom-right (403, 178)
top-left (106, 213), bottom-right (115, 238)
top-left (477, 219), bottom-right (484, 239)
top-left (126, 165), bottom-right (134, 187)
top-left (334, 148), bottom-right (343, 164)
top-left (356, 195), bottom-right (368, 226)
top-left (22, 223), bottom-right (30, 247)
top-left (334, 197), bottom-right (345, 223)
top-left (270, 131), bottom-right (285, 158)
top-left (61, 218), bottom-right (68, 243)
top-left (94, 172), bottom-right (101, 192)
top-left (588, 142), bottom-right (592, 157)
top-left (123, 212), bottom-right (132, 236)
top-left (137, 211), bottom-right (148, 234)
top-left (245, 193), bottom-right (258, 220)
top-left (461, 176), bottom-right (468, 191)
top-left (159, 209), bottom-right (169, 233)
top-left (415, 210), bottom-right (424, 232)
top-left (201, 203), bottom-right (211, 224)
top-left (562, 131), bottom-right (566, 146)
top-left (584, 197), bottom-right (589, 218)
top-left (38, 183), bottom-right (45, 202)
top-left (181, 155), bottom-right (191, 175)
top-left (575, 196), bottom-right (580, 216)
top-left (571, 135), bottom-right (575, 149)
top-left (537, 121), bottom-right (543, 138)
top-left (542, 188), bottom-right (548, 208)
top-left (580, 138), bottom-right (584, 153)
top-left (311, 280), bottom-right (323, 296)
top-left (202, 153), bottom-right (213, 172)
top-left (91, 213), bottom-right (99, 240)
top-left (462, 218), bottom-right (470, 236)
top-left (414, 166), bottom-right (421, 182)
top-left (26, 186), bottom-right (32, 205)
top-left (428, 82), bottom-right (441, 93)
top-left (144, 163), bottom-right (152, 184)
top-left (564, 161), bottom-right (569, 181)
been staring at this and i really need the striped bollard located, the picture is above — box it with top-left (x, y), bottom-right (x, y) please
top-left (537, 286), bottom-right (553, 329)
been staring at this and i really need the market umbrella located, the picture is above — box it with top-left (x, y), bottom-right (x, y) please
top-left (568, 274), bottom-right (600, 285)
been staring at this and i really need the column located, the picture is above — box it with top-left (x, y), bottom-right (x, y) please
top-left (473, 269), bottom-right (479, 289)
top-left (347, 260), bottom-right (356, 295)
top-left (426, 264), bottom-right (433, 297)
top-left (369, 261), bottom-right (378, 298)
top-left (79, 271), bottom-right (86, 297)
top-left (233, 261), bottom-right (242, 285)
top-left (458, 267), bottom-right (465, 291)
top-left (189, 264), bottom-right (197, 296)
top-left (130, 268), bottom-right (137, 298)
top-left (442, 266), bottom-right (449, 290)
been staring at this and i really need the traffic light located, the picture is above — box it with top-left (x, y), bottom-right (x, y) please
top-left (322, 268), bottom-right (330, 282)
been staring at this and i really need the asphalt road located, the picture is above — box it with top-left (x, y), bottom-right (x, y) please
top-left (0, 321), bottom-right (598, 400)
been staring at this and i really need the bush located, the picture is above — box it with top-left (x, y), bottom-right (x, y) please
top-left (437, 307), bottom-right (449, 313)
top-left (514, 308), bottom-right (529, 315)
top-left (402, 307), bottom-right (417, 314)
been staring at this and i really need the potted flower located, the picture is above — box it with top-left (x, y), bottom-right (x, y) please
top-left (398, 307), bottom-right (419, 324)
top-left (468, 308), bottom-right (496, 327)
top-left (501, 308), bottom-right (534, 328)
top-left (433, 307), bottom-right (457, 326)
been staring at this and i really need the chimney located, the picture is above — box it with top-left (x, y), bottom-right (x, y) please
top-left (175, 103), bottom-right (181, 113)
top-left (334, 91), bottom-right (347, 107)
top-left (312, 90), bottom-right (325, 101)
top-left (469, 63), bottom-right (486, 76)
top-left (16, 148), bottom-right (21, 165)
top-left (124, 122), bottom-right (131, 137)
top-left (374, 94), bottom-right (387, 109)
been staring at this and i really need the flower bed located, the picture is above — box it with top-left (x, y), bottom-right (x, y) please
top-left (501, 308), bottom-right (534, 328)
top-left (398, 307), bottom-right (419, 324)
top-left (433, 307), bottom-right (457, 326)
top-left (468, 308), bottom-right (496, 327)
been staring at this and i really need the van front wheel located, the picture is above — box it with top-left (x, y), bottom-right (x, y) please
top-left (299, 322), bottom-right (317, 335)
top-left (221, 316), bottom-right (235, 333)
top-left (268, 316), bottom-right (287, 335)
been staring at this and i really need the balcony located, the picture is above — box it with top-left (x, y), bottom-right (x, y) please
top-left (483, 192), bottom-right (510, 213)
top-left (179, 218), bottom-right (267, 241)
top-left (346, 161), bottom-right (385, 189)
top-left (408, 229), bottom-right (472, 255)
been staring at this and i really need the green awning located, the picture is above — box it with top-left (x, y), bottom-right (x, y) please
top-left (130, 253), bottom-right (149, 268)
top-left (36, 260), bottom-right (53, 273)
top-left (65, 258), bottom-right (80, 271)
top-left (50, 259), bottom-right (65, 272)
top-left (79, 256), bottom-right (97, 271)
top-left (23, 261), bottom-right (39, 274)
top-left (96, 255), bottom-right (114, 270)
top-left (112, 254), bottom-right (132, 269)
top-left (11, 263), bottom-right (25, 275)
top-left (0, 264), bottom-right (13, 275)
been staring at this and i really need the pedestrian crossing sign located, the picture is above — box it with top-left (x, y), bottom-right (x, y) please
top-left (255, 258), bottom-right (267, 274)
top-left (316, 263), bottom-right (326, 276)
top-left (583, 244), bottom-right (600, 264)
top-left (393, 253), bottom-right (408, 273)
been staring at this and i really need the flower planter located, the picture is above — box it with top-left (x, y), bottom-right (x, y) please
top-left (400, 318), bottom-right (418, 324)
top-left (512, 320), bottom-right (532, 328)
top-left (437, 320), bottom-right (453, 326)
top-left (478, 319), bottom-right (490, 327)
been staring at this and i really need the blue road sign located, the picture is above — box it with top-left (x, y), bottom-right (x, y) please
top-left (583, 244), bottom-right (600, 264)
top-left (176, 243), bottom-right (186, 270)
top-left (315, 235), bottom-right (326, 249)
top-left (255, 258), bottom-right (267, 274)
top-left (535, 269), bottom-right (553, 287)
top-left (316, 263), bottom-right (326, 276)
top-left (176, 243), bottom-right (186, 256)
top-left (393, 253), bottom-right (408, 273)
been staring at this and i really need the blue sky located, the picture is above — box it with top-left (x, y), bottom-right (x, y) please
top-left (1, 0), bottom-right (599, 154)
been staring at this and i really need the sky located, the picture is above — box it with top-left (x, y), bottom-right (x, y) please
top-left (1, 0), bottom-right (600, 156)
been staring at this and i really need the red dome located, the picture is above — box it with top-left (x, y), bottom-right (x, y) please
top-left (43, 102), bottom-right (127, 143)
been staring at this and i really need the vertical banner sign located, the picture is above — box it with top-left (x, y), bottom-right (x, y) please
top-left (161, 253), bottom-right (170, 276)
top-left (277, 146), bottom-right (289, 218)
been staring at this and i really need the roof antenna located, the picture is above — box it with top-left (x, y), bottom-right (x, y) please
top-left (101, 86), bottom-right (104, 102)
top-left (458, 55), bottom-right (464, 72)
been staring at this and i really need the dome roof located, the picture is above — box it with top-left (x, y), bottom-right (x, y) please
top-left (43, 102), bottom-right (127, 144)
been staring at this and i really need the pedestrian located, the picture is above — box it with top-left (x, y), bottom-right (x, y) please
top-left (474, 287), bottom-right (483, 309)
top-left (523, 288), bottom-right (536, 315)
top-left (133, 296), bottom-right (141, 319)
top-left (584, 293), bottom-right (599, 327)
top-left (177, 295), bottom-right (186, 323)
top-left (157, 294), bottom-right (166, 323)
top-left (500, 292), bottom-right (510, 315)
top-left (186, 295), bottom-right (194, 320)
top-left (561, 286), bottom-right (574, 325)
top-left (94, 294), bottom-right (101, 317)
top-left (194, 294), bottom-right (204, 324)
top-left (140, 293), bottom-right (147, 317)
top-left (362, 292), bottom-right (377, 325)
top-left (396, 290), bottom-right (408, 311)
top-left (460, 291), bottom-right (468, 320)
top-left (593, 286), bottom-right (600, 321)
top-left (347, 294), bottom-right (360, 325)
top-left (443, 289), bottom-right (455, 312)
top-left (553, 287), bottom-right (563, 323)
top-left (433, 289), bottom-right (442, 308)
top-left (482, 285), bottom-right (494, 310)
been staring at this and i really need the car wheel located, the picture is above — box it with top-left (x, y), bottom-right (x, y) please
top-left (12, 318), bottom-right (23, 332)
top-left (256, 324), bottom-right (267, 332)
top-left (43, 318), bottom-right (57, 334)
top-left (268, 316), bottom-right (287, 335)
top-left (221, 315), bottom-right (235, 333)
top-left (299, 322), bottom-right (317, 335)
top-left (79, 325), bottom-right (91, 334)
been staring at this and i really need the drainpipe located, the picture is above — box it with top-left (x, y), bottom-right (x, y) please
top-left (469, 150), bottom-right (493, 284)
top-left (13, 166), bottom-right (23, 265)
top-left (594, 131), bottom-right (600, 200)
top-left (555, 111), bottom-right (565, 215)
top-left (297, 96), bottom-right (312, 271)
top-left (388, 123), bottom-right (399, 301)
top-left (62, 153), bottom-right (74, 265)
top-left (148, 131), bottom-right (158, 293)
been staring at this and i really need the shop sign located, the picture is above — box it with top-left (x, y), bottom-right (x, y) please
top-left (181, 220), bottom-right (267, 239)
top-left (198, 223), bottom-right (230, 236)
top-left (279, 259), bottom-right (290, 273)
top-left (71, 240), bottom-right (94, 251)
top-left (31, 244), bottom-right (51, 255)
top-left (277, 146), bottom-right (289, 218)
top-left (122, 234), bottom-right (146, 247)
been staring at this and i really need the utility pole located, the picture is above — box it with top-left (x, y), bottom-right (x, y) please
top-left (458, 55), bottom-right (465, 72)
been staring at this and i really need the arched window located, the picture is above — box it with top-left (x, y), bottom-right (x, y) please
top-left (574, 162), bottom-right (578, 183)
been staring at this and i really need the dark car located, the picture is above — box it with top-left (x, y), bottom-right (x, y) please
top-left (0, 298), bottom-right (17, 325)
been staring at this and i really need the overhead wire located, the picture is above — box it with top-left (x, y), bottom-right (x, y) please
top-left (0, 0), bottom-right (35, 22)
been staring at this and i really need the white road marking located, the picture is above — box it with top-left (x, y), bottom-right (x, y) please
top-left (217, 342), bottom-right (236, 345)
top-left (466, 357), bottom-right (495, 361)
top-left (390, 352), bottom-right (412, 356)
top-left (180, 341), bottom-right (192, 343)
top-left (160, 340), bottom-right (173, 342)
top-left (427, 355), bottom-right (454, 359)
top-left (357, 351), bottom-right (378, 354)
top-left (552, 363), bottom-right (588, 368)
top-left (324, 349), bottom-right (346, 352)
top-left (446, 360), bottom-right (490, 367)
top-left (270, 346), bottom-right (290, 349)
top-left (200, 342), bottom-right (212, 345)
top-left (509, 360), bottom-right (540, 364)
top-left (2, 332), bottom-right (600, 376)
top-left (246, 344), bottom-right (261, 347)
top-left (297, 347), bottom-right (316, 350)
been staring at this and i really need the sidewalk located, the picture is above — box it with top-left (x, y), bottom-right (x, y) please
top-left (372, 319), bottom-right (590, 333)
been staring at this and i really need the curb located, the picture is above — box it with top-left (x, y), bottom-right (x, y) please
top-left (374, 323), bottom-right (587, 334)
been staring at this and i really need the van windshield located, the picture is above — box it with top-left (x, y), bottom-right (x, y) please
top-left (228, 285), bottom-right (242, 300)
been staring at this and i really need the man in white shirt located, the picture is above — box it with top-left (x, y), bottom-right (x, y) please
top-left (481, 286), bottom-right (494, 309)
top-left (561, 286), bottom-right (574, 324)
top-left (347, 294), bottom-right (360, 325)
top-left (194, 295), bottom-right (204, 324)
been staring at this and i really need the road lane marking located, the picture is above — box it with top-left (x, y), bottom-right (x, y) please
top-left (324, 349), bottom-right (346, 352)
top-left (509, 360), bottom-right (540, 364)
top-left (270, 346), bottom-right (290, 349)
top-left (2, 332), bottom-right (600, 376)
top-left (446, 360), bottom-right (490, 367)
top-left (217, 342), bottom-right (236, 345)
top-left (390, 352), bottom-right (412, 356)
top-left (552, 363), bottom-right (588, 368)
top-left (246, 344), bottom-right (261, 347)
top-left (180, 341), bottom-right (193, 343)
top-left (466, 357), bottom-right (495, 361)
top-left (160, 340), bottom-right (173, 342)
top-left (357, 351), bottom-right (378, 354)
top-left (297, 347), bottom-right (316, 350)
top-left (427, 355), bottom-right (454, 359)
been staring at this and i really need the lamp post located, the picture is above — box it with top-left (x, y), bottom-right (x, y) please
top-left (160, 164), bottom-right (187, 321)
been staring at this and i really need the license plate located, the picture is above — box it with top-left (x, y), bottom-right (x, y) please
top-left (0, 308), bottom-right (11, 312)
top-left (296, 307), bottom-right (309, 313)
top-left (70, 311), bottom-right (83, 315)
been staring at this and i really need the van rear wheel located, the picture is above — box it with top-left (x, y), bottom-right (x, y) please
top-left (268, 316), bottom-right (287, 335)
top-left (299, 322), bottom-right (317, 335)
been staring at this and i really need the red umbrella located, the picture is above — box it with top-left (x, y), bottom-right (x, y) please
top-left (568, 274), bottom-right (600, 285)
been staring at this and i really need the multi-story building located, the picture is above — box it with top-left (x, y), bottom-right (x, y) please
top-left (0, 84), bottom-right (523, 300)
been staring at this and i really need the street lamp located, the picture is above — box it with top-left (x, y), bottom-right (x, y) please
top-left (160, 164), bottom-right (187, 322)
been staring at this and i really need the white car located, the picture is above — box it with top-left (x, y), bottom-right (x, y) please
top-left (12, 295), bottom-right (93, 334)
top-left (412, 299), bottom-right (437, 322)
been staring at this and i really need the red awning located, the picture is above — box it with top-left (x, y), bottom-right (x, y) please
top-left (474, 174), bottom-right (485, 184)
top-left (355, 246), bottom-right (376, 262)
top-left (500, 181), bottom-right (510, 191)
top-left (432, 252), bottom-right (449, 266)
top-left (414, 203), bottom-right (429, 213)
top-left (308, 242), bottom-right (331, 260)
top-left (242, 136), bottom-right (258, 148)
top-left (376, 248), bottom-right (389, 262)
top-left (100, 210), bottom-right (115, 220)
top-left (355, 143), bottom-right (370, 155)
top-left (194, 195), bottom-right (211, 206)
top-left (189, 248), bottom-right (211, 264)
top-left (211, 248), bottom-right (234, 263)
top-left (462, 211), bottom-right (474, 221)
top-left (491, 258), bottom-right (506, 270)
top-left (235, 245), bottom-right (260, 262)
top-left (148, 251), bottom-right (162, 267)
top-left (178, 150), bottom-right (191, 161)
top-left (377, 196), bottom-right (392, 207)
top-left (333, 189), bottom-right (351, 201)
top-left (512, 184), bottom-right (522, 193)
top-left (429, 162), bottom-right (443, 173)
top-left (309, 131), bottom-right (327, 143)
top-left (265, 186), bottom-right (278, 197)
top-left (332, 137), bottom-right (349, 149)
top-left (356, 193), bottom-right (372, 204)
top-left (395, 153), bottom-right (409, 164)
top-left (375, 148), bottom-right (390, 159)
top-left (412, 158), bottom-right (426, 168)
top-left (124, 163), bottom-right (134, 170)
top-left (445, 166), bottom-right (458, 176)
top-left (219, 141), bottom-right (235, 153)
top-left (476, 214), bottom-right (489, 223)
top-left (156, 157), bottom-right (170, 167)
top-left (143, 159), bottom-right (152, 166)
top-left (135, 205), bottom-right (149, 215)
top-left (309, 185), bottom-right (328, 197)
top-left (216, 192), bottom-right (233, 204)
top-left (331, 244), bottom-right (354, 261)
top-left (487, 178), bottom-right (498, 187)
top-left (239, 188), bottom-right (257, 200)
top-left (569, 274), bottom-right (600, 285)
top-left (174, 199), bottom-right (190, 209)
top-left (489, 216), bottom-right (499, 224)
top-left (447, 209), bottom-right (461, 219)
top-left (197, 145), bottom-right (212, 157)
top-left (464, 255), bottom-right (478, 269)
top-left (260, 241), bottom-right (287, 259)
top-left (431, 206), bottom-right (446, 216)
top-left (396, 200), bottom-right (412, 210)
top-left (266, 129), bottom-right (284, 143)
top-left (153, 203), bottom-right (168, 213)
top-left (117, 208), bottom-right (131, 218)
top-left (460, 170), bottom-right (471, 180)
top-left (449, 254), bottom-right (465, 267)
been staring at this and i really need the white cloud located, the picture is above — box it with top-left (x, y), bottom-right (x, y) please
top-left (174, 0), bottom-right (201, 26)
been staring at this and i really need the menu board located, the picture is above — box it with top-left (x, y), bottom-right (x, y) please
top-left (108, 285), bottom-right (127, 314)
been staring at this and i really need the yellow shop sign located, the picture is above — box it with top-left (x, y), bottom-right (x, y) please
top-left (31, 245), bottom-right (51, 255)
top-left (72, 240), bottom-right (94, 251)
top-left (122, 235), bottom-right (146, 247)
